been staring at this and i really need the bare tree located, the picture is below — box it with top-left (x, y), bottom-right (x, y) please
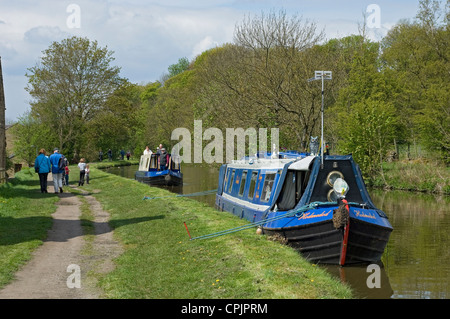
top-left (196, 10), bottom-right (328, 150)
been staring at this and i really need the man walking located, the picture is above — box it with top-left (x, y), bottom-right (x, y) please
top-left (49, 148), bottom-right (65, 194)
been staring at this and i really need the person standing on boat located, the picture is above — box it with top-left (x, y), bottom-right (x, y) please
top-left (34, 148), bottom-right (51, 193)
top-left (49, 148), bottom-right (65, 194)
top-left (78, 158), bottom-right (87, 186)
top-left (159, 148), bottom-right (169, 171)
top-left (157, 144), bottom-right (163, 155)
top-left (144, 146), bottom-right (152, 155)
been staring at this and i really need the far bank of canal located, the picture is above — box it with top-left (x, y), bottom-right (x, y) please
top-left (103, 164), bottom-right (450, 299)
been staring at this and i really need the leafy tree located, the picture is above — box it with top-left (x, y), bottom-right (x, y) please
top-left (84, 82), bottom-right (143, 161)
top-left (168, 57), bottom-right (190, 78)
top-left (25, 36), bottom-right (124, 161)
top-left (337, 99), bottom-right (398, 179)
top-left (381, 0), bottom-right (449, 161)
top-left (11, 111), bottom-right (56, 165)
top-left (146, 70), bottom-right (197, 155)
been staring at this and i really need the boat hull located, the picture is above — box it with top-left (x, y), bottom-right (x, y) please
top-left (135, 170), bottom-right (183, 186)
top-left (216, 193), bottom-right (392, 265)
top-left (263, 214), bottom-right (392, 265)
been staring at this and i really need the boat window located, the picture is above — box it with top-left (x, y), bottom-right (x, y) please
top-left (150, 154), bottom-right (158, 169)
top-left (248, 171), bottom-right (258, 200)
top-left (223, 168), bottom-right (229, 191)
top-left (261, 172), bottom-right (276, 202)
top-left (172, 160), bottom-right (180, 170)
top-left (227, 169), bottom-right (235, 193)
top-left (327, 171), bottom-right (344, 187)
top-left (239, 170), bottom-right (247, 196)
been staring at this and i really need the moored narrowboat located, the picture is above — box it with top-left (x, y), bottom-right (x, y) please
top-left (135, 153), bottom-right (183, 186)
top-left (215, 151), bottom-right (393, 265)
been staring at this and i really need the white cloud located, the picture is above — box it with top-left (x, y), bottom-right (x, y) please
top-left (24, 26), bottom-right (68, 44)
top-left (191, 36), bottom-right (219, 59)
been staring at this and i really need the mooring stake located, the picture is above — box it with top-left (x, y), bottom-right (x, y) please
top-left (184, 222), bottom-right (192, 240)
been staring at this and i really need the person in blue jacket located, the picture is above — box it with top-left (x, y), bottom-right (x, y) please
top-left (34, 148), bottom-right (51, 193)
top-left (49, 148), bottom-right (65, 194)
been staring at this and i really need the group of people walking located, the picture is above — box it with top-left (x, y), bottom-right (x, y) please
top-left (34, 148), bottom-right (90, 194)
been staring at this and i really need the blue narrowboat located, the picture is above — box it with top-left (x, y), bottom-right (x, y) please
top-left (135, 153), bottom-right (183, 186)
top-left (215, 151), bottom-right (393, 265)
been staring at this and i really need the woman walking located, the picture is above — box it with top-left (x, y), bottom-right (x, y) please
top-left (78, 158), bottom-right (87, 186)
top-left (34, 149), bottom-right (51, 193)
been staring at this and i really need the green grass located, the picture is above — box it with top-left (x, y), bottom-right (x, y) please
top-left (0, 165), bottom-right (353, 299)
top-left (0, 168), bottom-right (59, 287)
top-left (371, 160), bottom-right (450, 194)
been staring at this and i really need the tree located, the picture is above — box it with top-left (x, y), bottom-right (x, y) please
top-left (337, 99), bottom-right (398, 179)
top-left (381, 0), bottom-right (449, 161)
top-left (195, 10), bottom-right (327, 151)
top-left (11, 111), bottom-right (56, 165)
top-left (26, 36), bottom-right (124, 161)
top-left (160, 57), bottom-right (191, 84)
top-left (168, 57), bottom-right (190, 78)
top-left (84, 82), bottom-right (143, 161)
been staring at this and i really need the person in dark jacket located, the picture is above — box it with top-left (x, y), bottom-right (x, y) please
top-left (34, 149), bottom-right (51, 193)
top-left (159, 148), bottom-right (169, 171)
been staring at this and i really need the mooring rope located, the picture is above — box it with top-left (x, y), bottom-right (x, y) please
top-left (143, 189), bottom-right (218, 200)
top-left (188, 201), bottom-right (360, 241)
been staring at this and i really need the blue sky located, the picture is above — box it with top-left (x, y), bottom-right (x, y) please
top-left (0, 0), bottom-right (420, 122)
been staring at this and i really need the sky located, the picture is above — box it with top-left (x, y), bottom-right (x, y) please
top-left (0, 0), bottom-right (420, 122)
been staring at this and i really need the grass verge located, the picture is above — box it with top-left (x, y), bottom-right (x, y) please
top-left (79, 165), bottom-right (353, 299)
top-left (371, 160), bottom-right (450, 194)
top-left (0, 168), bottom-right (59, 287)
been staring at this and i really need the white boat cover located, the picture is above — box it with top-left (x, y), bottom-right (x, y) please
top-left (287, 155), bottom-right (316, 171)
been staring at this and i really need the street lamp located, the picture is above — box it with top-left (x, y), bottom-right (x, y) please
top-left (308, 71), bottom-right (332, 168)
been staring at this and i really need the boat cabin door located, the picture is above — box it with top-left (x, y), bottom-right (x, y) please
top-left (139, 154), bottom-right (151, 171)
top-left (276, 170), bottom-right (308, 211)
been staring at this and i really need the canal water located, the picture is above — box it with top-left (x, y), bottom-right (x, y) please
top-left (103, 164), bottom-right (450, 299)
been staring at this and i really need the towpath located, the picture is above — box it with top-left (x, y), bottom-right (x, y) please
top-left (0, 175), bottom-right (122, 299)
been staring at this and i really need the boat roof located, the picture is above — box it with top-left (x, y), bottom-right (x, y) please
top-left (287, 155), bottom-right (316, 171)
top-left (227, 153), bottom-right (316, 171)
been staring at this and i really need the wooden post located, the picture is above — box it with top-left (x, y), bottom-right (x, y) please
top-left (0, 57), bottom-right (7, 183)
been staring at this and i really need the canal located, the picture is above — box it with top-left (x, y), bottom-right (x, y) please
top-left (103, 164), bottom-right (450, 299)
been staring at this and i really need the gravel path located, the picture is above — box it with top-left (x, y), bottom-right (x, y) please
top-left (0, 176), bottom-right (122, 299)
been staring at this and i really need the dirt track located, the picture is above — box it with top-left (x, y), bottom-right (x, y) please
top-left (0, 176), bottom-right (122, 299)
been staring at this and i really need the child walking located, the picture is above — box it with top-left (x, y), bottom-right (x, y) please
top-left (64, 165), bottom-right (70, 186)
top-left (85, 164), bottom-right (90, 184)
top-left (78, 158), bottom-right (86, 186)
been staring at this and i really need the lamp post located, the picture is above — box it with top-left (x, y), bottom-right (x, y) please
top-left (308, 71), bottom-right (332, 168)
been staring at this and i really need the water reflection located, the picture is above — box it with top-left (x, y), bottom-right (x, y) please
top-left (103, 164), bottom-right (450, 299)
top-left (321, 262), bottom-right (393, 299)
top-left (371, 190), bottom-right (450, 299)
